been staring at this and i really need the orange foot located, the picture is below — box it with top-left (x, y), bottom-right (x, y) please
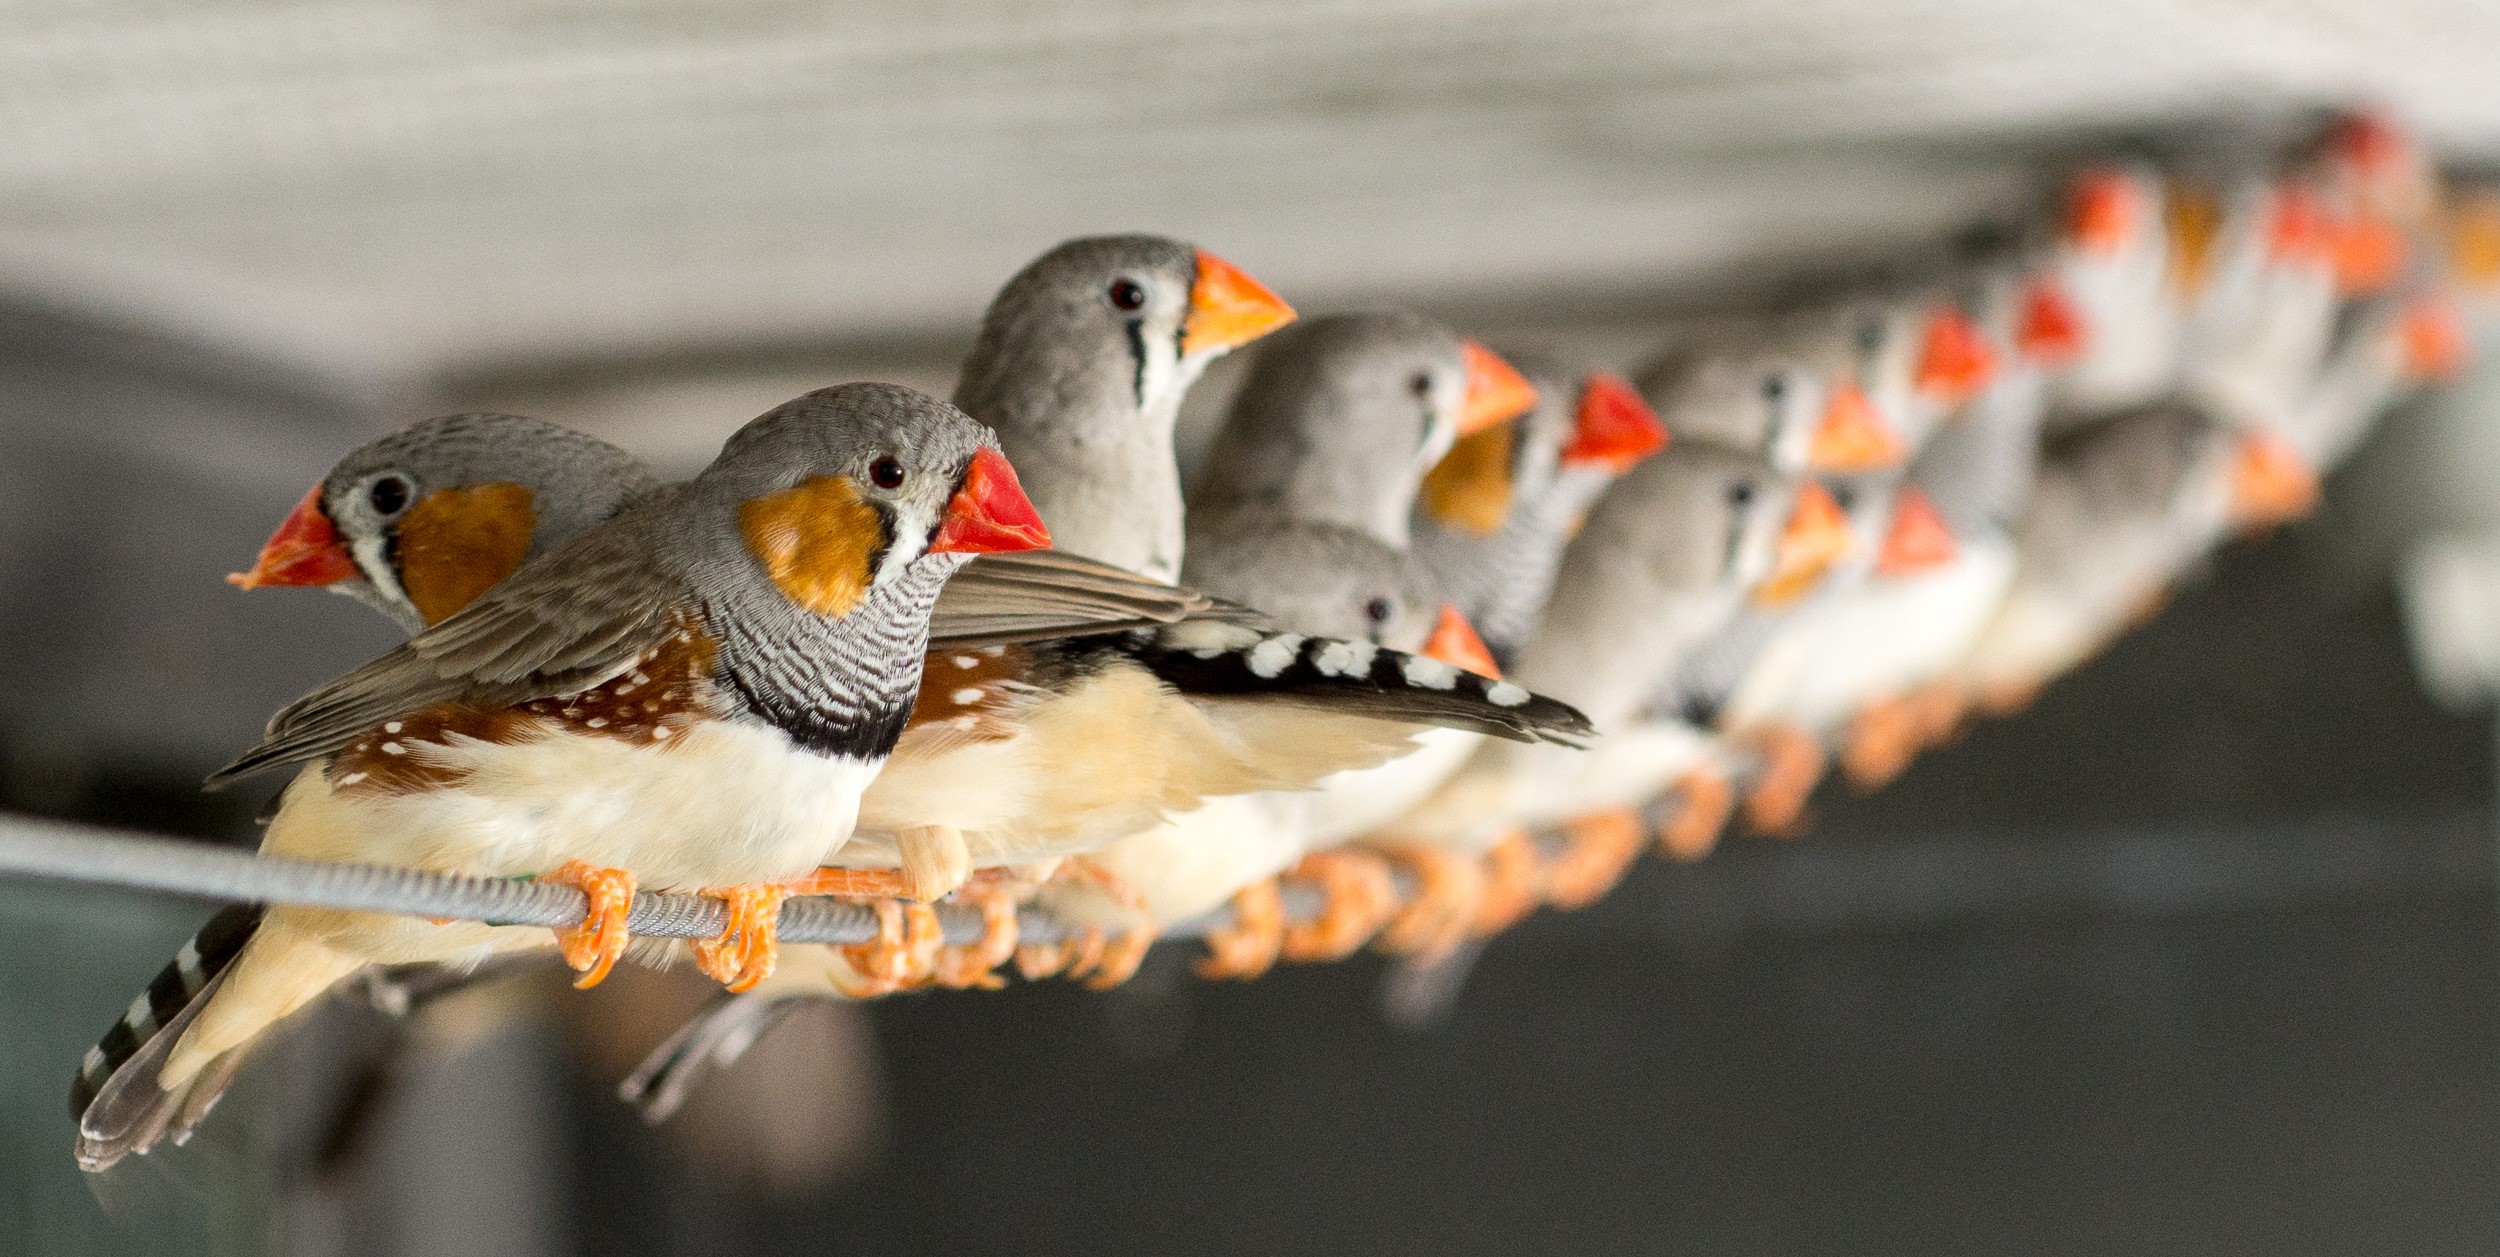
top-left (1658, 767), bottom-right (1735, 861)
top-left (1544, 809), bottom-right (1643, 910)
top-left (1015, 925), bottom-right (1102, 983)
top-left (1279, 850), bottom-right (1399, 963)
top-left (542, 861), bottom-right (637, 989)
top-left (690, 883), bottom-right (795, 993)
top-left (1196, 879), bottom-right (1286, 981)
top-left (1974, 677), bottom-right (2045, 719)
top-left (1743, 724), bottom-right (1826, 838)
top-left (832, 898), bottom-right (945, 996)
top-left (1903, 680), bottom-right (1971, 750)
top-left (1469, 829), bottom-right (1544, 938)
top-left (1841, 695), bottom-right (1922, 793)
top-left (1373, 846), bottom-right (1485, 963)
top-left (1068, 931), bottom-right (1155, 990)
top-left (926, 885), bottom-right (1021, 991)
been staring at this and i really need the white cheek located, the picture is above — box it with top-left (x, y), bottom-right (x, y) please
top-left (353, 532), bottom-right (410, 610)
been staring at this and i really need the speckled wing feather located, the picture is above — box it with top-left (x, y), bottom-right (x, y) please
top-left (930, 549), bottom-right (1259, 648)
top-left (207, 500), bottom-right (684, 787)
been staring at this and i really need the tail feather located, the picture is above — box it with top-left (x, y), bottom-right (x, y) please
top-left (71, 905), bottom-right (262, 1171)
top-left (617, 993), bottom-right (801, 1125)
top-left (1115, 623), bottom-right (1596, 747)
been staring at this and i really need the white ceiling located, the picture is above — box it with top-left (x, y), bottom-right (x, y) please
top-left (10, 0), bottom-right (2500, 392)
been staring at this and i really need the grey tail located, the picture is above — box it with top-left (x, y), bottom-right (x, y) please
top-left (70, 905), bottom-right (263, 1172)
top-left (617, 993), bottom-right (802, 1125)
top-left (1108, 626), bottom-right (1598, 747)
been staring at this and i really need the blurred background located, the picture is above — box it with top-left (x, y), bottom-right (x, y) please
top-left (7, 2), bottom-right (2500, 1253)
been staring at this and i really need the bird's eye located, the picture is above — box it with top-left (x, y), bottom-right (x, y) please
top-left (1364, 596), bottom-right (1396, 625)
top-left (1759, 374), bottom-right (1786, 403)
top-left (368, 474), bottom-right (411, 517)
top-left (1831, 484), bottom-right (1858, 513)
top-left (1726, 480), bottom-right (1757, 509)
top-left (1409, 372), bottom-right (1434, 398)
top-left (1854, 319), bottom-right (1885, 355)
top-left (869, 456), bottom-right (906, 490)
top-left (1107, 279), bottom-right (1148, 312)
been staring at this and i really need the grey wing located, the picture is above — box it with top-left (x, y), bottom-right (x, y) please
top-left (207, 513), bottom-right (683, 787)
top-left (929, 550), bottom-right (1261, 648)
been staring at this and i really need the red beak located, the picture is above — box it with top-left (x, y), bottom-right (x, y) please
top-left (2064, 169), bottom-right (2140, 254)
top-left (2266, 185), bottom-right (2334, 265)
top-left (1458, 341), bottom-right (1539, 436)
top-left (1914, 305), bottom-right (1997, 403)
top-left (1874, 485), bottom-right (1958, 577)
top-left (1560, 373), bottom-right (1668, 470)
top-left (2400, 295), bottom-right (2471, 382)
top-left (929, 448), bottom-right (1051, 556)
top-left (1421, 604), bottom-right (1501, 680)
top-left (227, 484), bottom-right (358, 589)
top-left (2016, 279), bottom-right (2088, 366)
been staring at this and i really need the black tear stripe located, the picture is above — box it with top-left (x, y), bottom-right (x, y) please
top-left (1124, 318), bottom-right (1149, 409)
top-left (70, 904), bottom-right (264, 1121)
top-left (1087, 627), bottom-right (1595, 748)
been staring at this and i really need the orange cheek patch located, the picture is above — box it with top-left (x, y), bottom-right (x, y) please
top-left (1418, 423), bottom-right (1518, 536)
top-left (739, 475), bottom-right (884, 617)
top-left (397, 483), bottom-right (538, 626)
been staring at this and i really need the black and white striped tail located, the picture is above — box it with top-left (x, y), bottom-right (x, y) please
top-left (1110, 622), bottom-right (1596, 747)
top-left (69, 904), bottom-right (262, 1171)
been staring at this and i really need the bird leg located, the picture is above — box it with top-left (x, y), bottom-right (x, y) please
top-left (1657, 767), bottom-right (1735, 861)
top-left (1045, 860), bottom-right (1156, 990)
top-left (1903, 680), bottom-right (1971, 749)
top-left (540, 861), bottom-right (637, 989)
top-left (1373, 845), bottom-right (1485, 963)
top-left (1469, 829), bottom-right (1544, 938)
top-left (1279, 850), bottom-right (1399, 963)
top-left (1015, 925), bottom-right (1103, 982)
top-left (1742, 724), bottom-right (1826, 837)
top-left (1544, 808), bottom-right (1643, 909)
top-left (832, 899), bottom-right (944, 997)
top-left (1841, 695), bottom-right (1923, 792)
top-left (923, 884), bottom-right (1021, 991)
top-left (690, 883), bottom-right (791, 993)
top-left (1195, 879), bottom-right (1286, 980)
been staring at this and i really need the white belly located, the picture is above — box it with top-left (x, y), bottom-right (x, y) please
top-left (1046, 792), bottom-right (1312, 927)
top-left (1305, 727), bottom-right (1482, 846)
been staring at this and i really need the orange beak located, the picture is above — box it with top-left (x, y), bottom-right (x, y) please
top-left (1422, 604), bottom-right (1501, 680)
top-left (930, 448), bottom-right (1051, 555)
top-left (1806, 381), bottom-right (1907, 474)
top-left (1178, 249), bottom-right (1297, 358)
top-left (2266, 186), bottom-right (2334, 265)
top-left (1458, 340), bottom-right (1538, 437)
top-left (2228, 430), bottom-right (2320, 529)
top-left (2016, 279), bottom-right (2088, 366)
top-left (1559, 372), bottom-right (1668, 470)
top-left (1874, 485), bottom-right (1958, 577)
top-left (1914, 305), bottom-right (1997, 403)
top-left (2064, 169), bottom-right (2139, 254)
top-left (227, 484), bottom-right (358, 590)
top-left (1754, 481), bottom-right (1854, 607)
top-left (2331, 213), bottom-right (2407, 296)
top-left (2399, 296), bottom-right (2471, 382)
top-left (2331, 110), bottom-right (2411, 180)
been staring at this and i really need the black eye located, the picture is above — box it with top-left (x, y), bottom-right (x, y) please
top-left (1365, 596), bottom-right (1396, 625)
top-left (1831, 485), bottom-right (1858, 513)
top-left (368, 474), bottom-right (411, 517)
top-left (1759, 374), bottom-right (1786, 403)
top-left (869, 457), bottom-right (906, 490)
top-left (1409, 372), bottom-right (1434, 398)
top-left (1726, 480), bottom-right (1757, 510)
top-left (1855, 319), bottom-right (1885, 355)
top-left (1107, 279), bottom-right (1147, 312)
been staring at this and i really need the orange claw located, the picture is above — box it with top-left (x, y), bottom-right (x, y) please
top-left (1279, 850), bottom-right (1399, 963)
top-left (1470, 829), bottom-right (1545, 938)
top-left (1743, 724), bottom-right (1826, 838)
top-left (1658, 767), bottom-right (1735, 861)
top-left (926, 885), bottom-right (1021, 991)
top-left (1196, 879), bottom-right (1287, 981)
top-left (1904, 680), bottom-right (1972, 749)
top-left (1014, 925), bottom-right (1098, 983)
top-left (1071, 931), bottom-right (1156, 990)
top-left (1373, 846), bottom-right (1486, 962)
top-left (542, 861), bottom-right (637, 989)
top-left (1544, 809), bottom-right (1643, 910)
top-left (835, 899), bottom-right (944, 995)
top-left (1841, 695), bottom-right (1924, 792)
top-left (691, 883), bottom-right (793, 993)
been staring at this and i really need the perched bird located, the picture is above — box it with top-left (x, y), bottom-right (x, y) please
top-left (1389, 440), bottom-right (1854, 905)
top-left (955, 235), bottom-right (1295, 582)
top-left (1633, 316), bottom-right (1907, 475)
top-left (1409, 359), bottom-right (1671, 669)
top-left (73, 383), bottom-right (1062, 1170)
top-left (2044, 164), bottom-right (2187, 421)
top-left (226, 413), bottom-right (664, 631)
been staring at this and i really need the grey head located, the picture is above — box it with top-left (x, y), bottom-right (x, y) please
top-left (1634, 319), bottom-right (1840, 475)
top-left (1181, 513), bottom-right (1446, 652)
top-left (1191, 311), bottom-right (1488, 551)
top-left (235, 411), bottom-right (662, 634)
top-left (1512, 442), bottom-right (1810, 729)
top-left (952, 235), bottom-right (1291, 582)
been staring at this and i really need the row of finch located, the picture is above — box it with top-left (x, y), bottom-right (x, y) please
top-left (69, 108), bottom-right (2492, 1168)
